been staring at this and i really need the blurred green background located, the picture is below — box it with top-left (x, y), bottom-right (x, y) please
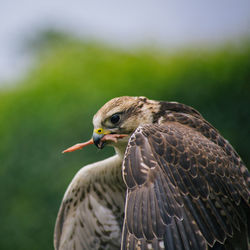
top-left (0, 32), bottom-right (249, 250)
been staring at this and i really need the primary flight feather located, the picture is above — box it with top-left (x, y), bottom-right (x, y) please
top-left (54, 96), bottom-right (249, 250)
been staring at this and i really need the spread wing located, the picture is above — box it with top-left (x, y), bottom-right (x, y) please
top-left (54, 155), bottom-right (126, 250)
top-left (121, 122), bottom-right (249, 250)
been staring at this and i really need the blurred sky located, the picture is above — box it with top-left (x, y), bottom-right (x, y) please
top-left (0, 0), bottom-right (249, 83)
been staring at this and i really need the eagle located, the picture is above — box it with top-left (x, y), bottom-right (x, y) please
top-left (54, 96), bottom-right (249, 250)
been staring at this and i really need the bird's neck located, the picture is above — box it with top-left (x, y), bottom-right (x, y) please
top-left (114, 144), bottom-right (128, 159)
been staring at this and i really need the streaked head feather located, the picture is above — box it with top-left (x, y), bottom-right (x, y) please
top-left (93, 96), bottom-right (160, 132)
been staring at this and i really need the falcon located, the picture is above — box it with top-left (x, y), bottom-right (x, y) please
top-left (54, 96), bottom-right (249, 250)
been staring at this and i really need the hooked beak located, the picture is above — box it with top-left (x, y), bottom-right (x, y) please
top-left (62, 128), bottom-right (128, 153)
top-left (93, 132), bottom-right (105, 149)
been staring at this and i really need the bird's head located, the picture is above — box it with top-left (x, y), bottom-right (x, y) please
top-left (62, 96), bottom-right (159, 155)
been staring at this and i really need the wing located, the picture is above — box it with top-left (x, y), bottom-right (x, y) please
top-left (121, 122), bottom-right (249, 250)
top-left (54, 155), bottom-right (126, 250)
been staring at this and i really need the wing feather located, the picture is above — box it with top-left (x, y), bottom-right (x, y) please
top-left (141, 186), bottom-right (153, 239)
top-left (54, 155), bottom-right (125, 250)
top-left (122, 122), bottom-right (249, 249)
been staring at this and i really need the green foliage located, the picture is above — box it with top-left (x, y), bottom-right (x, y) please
top-left (0, 36), bottom-right (249, 250)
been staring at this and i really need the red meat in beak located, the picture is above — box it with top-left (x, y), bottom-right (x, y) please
top-left (62, 134), bottom-right (128, 153)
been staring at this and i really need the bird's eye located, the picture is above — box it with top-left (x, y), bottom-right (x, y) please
top-left (110, 114), bottom-right (120, 124)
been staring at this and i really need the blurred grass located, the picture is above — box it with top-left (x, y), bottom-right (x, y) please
top-left (0, 35), bottom-right (249, 249)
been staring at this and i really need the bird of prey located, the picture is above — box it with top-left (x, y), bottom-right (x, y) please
top-left (54, 96), bottom-right (249, 250)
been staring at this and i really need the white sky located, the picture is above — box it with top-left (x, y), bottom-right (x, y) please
top-left (0, 0), bottom-right (249, 83)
